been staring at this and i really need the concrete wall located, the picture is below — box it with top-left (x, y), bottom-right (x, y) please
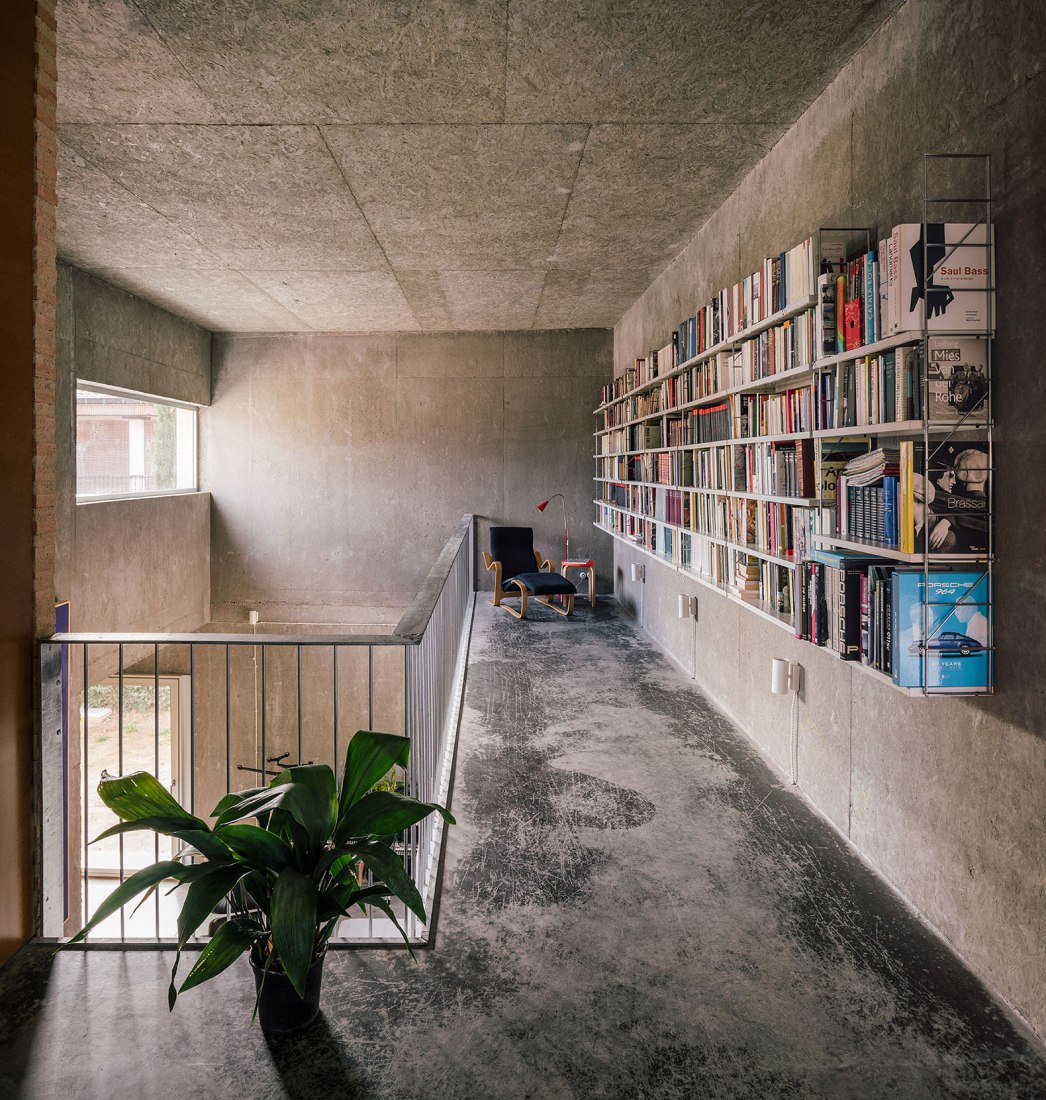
top-left (612, 0), bottom-right (1046, 1036)
top-left (204, 330), bottom-right (612, 623)
top-left (56, 262), bottom-right (211, 633)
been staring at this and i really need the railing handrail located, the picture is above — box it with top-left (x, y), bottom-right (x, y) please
top-left (393, 513), bottom-right (474, 643)
top-left (48, 631), bottom-right (402, 647)
top-left (46, 514), bottom-right (475, 649)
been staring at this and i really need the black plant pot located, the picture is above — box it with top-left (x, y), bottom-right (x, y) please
top-left (251, 950), bottom-right (326, 1035)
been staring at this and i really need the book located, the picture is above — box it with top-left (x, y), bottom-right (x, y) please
top-left (818, 272), bottom-right (837, 357)
top-left (927, 440), bottom-right (989, 554)
top-left (894, 222), bottom-right (994, 331)
top-left (844, 298), bottom-right (862, 351)
top-left (926, 336), bottom-right (988, 423)
top-left (892, 570), bottom-right (991, 691)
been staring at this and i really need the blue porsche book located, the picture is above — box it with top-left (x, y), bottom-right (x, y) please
top-left (892, 570), bottom-right (991, 691)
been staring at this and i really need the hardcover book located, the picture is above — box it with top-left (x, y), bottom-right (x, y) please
top-left (844, 298), bottom-right (862, 351)
top-left (892, 570), bottom-right (991, 691)
top-left (926, 440), bottom-right (989, 554)
top-left (894, 223), bottom-right (994, 331)
top-left (926, 336), bottom-right (988, 422)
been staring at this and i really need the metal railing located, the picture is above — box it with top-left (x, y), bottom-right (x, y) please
top-left (39, 514), bottom-right (476, 946)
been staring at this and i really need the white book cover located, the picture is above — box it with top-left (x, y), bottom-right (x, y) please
top-left (888, 228), bottom-right (901, 332)
top-left (894, 223), bottom-right (994, 331)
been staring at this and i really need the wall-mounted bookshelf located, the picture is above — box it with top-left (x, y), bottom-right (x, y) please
top-left (595, 154), bottom-right (995, 696)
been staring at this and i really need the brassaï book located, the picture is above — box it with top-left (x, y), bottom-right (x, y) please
top-left (926, 440), bottom-right (989, 554)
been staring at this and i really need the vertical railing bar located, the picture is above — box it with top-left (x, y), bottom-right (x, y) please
top-left (332, 645), bottom-right (339, 770)
top-left (261, 646), bottom-right (267, 784)
top-left (368, 645), bottom-right (373, 731)
top-left (83, 643), bottom-right (89, 939)
top-left (154, 643), bottom-right (160, 940)
top-left (189, 644), bottom-right (196, 819)
top-left (225, 644), bottom-right (232, 796)
top-left (296, 644), bottom-right (303, 765)
top-left (118, 643), bottom-right (125, 942)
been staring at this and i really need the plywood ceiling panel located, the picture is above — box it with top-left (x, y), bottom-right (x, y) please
top-left (56, 0), bottom-right (905, 332)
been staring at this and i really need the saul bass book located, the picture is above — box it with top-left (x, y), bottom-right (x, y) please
top-left (894, 223), bottom-right (994, 331)
top-left (926, 336), bottom-right (988, 422)
top-left (892, 570), bottom-right (990, 691)
top-left (927, 440), bottom-right (989, 554)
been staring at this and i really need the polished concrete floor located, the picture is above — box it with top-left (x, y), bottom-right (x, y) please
top-left (1, 599), bottom-right (1043, 1099)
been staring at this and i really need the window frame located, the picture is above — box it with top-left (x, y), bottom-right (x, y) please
top-left (74, 380), bottom-right (201, 503)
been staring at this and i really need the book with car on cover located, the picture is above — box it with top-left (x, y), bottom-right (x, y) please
top-left (891, 569), bottom-right (991, 691)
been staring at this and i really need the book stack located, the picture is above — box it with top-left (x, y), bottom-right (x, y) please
top-left (733, 559), bottom-right (761, 602)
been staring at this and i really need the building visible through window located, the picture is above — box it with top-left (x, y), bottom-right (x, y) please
top-left (75, 385), bottom-right (197, 499)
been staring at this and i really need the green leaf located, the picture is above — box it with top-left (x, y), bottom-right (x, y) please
top-left (178, 918), bottom-right (265, 995)
top-left (318, 881), bottom-right (392, 922)
top-left (339, 790), bottom-right (454, 841)
top-left (64, 861), bottom-right (187, 945)
top-left (364, 895), bottom-right (416, 958)
top-left (213, 785), bottom-right (295, 829)
top-left (351, 839), bottom-right (426, 922)
top-left (93, 817), bottom-right (230, 862)
top-left (177, 864), bottom-right (251, 949)
top-left (270, 765), bottom-right (337, 857)
top-left (214, 823), bottom-right (293, 871)
top-left (270, 868), bottom-right (318, 998)
top-left (210, 786), bottom-right (267, 819)
top-left (337, 730), bottom-right (411, 819)
top-left (98, 771), bottom-right (208, 831)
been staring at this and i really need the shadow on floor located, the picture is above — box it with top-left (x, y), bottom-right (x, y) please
top-left (264, 1010), bottom-right (372, 1099)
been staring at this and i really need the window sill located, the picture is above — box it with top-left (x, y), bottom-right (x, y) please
top-left (75, 489), bottom-right (206, 505)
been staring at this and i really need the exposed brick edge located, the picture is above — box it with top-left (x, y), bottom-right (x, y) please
top-left (33, 0), bottom-right (57, 638)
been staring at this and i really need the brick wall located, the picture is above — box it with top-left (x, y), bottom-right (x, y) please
top-left (34, 0), bottom-right (57, 637)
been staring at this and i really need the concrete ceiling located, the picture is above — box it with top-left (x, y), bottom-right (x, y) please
top-left (56, 0), bottom-right (903, 334)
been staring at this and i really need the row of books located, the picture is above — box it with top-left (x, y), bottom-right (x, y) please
top-left (603, 390), bottom-right (663, 429)
top-left (601, 223), bottom-right (993, 413)
top-left (799, 550), bottom-right (991, 690)
top-left (600, 485), bottom-right (688, 527)
top-left (733, 388), bottom-right (812, 438)
top-left (673, 236), bottom-right (818, 363)
top-left (814, 223), bottom-right (994, 361)
top-left (598, 423), bottom-right (662, 455)
top-left (739, 439), bottom-right (816, 499)
top-left (691, 494), bottom-right (807, 561)
top-left (826, 441), bottom-right (989, 555)
top-left (738, 308), bottom-right (817, 382)
top-left (813, 347), bottom-right (922, 430)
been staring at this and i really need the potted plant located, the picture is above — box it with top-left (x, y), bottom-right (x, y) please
top-left (66, 729), bottom-right (454, 1033)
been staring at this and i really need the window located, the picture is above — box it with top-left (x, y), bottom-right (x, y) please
top-left (75, 384), bottom-right (198, 499)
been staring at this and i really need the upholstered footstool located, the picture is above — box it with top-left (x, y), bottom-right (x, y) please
top-left (504, 571), bottom-right (577, 619)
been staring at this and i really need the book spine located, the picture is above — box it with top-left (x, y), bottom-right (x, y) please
top-left (865, 250), bottom-right (876, 345)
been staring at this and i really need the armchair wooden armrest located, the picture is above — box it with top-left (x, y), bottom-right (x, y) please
top-left (483, 550), bottom-right (507, 606)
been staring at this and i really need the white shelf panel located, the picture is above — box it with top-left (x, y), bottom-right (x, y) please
top-left (593, 477), bottom-right (815, 506)
top-left (812, 328), bottom-right (994, 371)
top-left (811, 534), bottom-right (991, 564)
top-left (812, 420), bottom-right (992, 439)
